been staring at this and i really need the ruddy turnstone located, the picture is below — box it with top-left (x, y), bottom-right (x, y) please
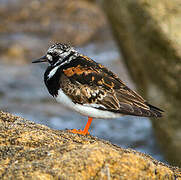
top-left (32, 43), bottom-right (163, 135)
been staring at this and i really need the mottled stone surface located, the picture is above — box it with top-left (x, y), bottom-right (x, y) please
top-left (100, 0), bottom-right (181, 166)
top-left (0, 0), bottom-right (106, 63)
top-left (0, 111), bottom-right (180, 179)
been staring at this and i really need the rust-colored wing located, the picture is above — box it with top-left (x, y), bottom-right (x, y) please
top-left (60, 55), bottom-right (163, 117)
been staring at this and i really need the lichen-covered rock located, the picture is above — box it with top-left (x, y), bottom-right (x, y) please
top-left (100, 0), bottom-right (181, 166)
top-left (0, 0), bottom-right (106, 63)
top-left (0, 111), bottom-right (180, 179)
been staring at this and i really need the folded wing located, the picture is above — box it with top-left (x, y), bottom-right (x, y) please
top-left (60, 55), bottom-right (163, 117)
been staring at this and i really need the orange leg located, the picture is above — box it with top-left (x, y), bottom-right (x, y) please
top-left (68, 117), bottom-right (93, 135)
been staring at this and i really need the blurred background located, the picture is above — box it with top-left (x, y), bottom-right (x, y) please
top-left (0, 0), bottom-right (181, 166)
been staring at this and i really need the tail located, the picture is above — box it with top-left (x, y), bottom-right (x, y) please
top-left (146, 103), bottom-right (164, 117)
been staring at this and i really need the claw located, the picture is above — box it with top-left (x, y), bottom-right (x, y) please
top-left (68, 117), bottom-right (93, 135)
top-left (68, 129), bottom-right (90, 135)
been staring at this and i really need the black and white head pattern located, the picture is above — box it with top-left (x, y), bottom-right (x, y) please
top-left (46, 43), bottom-right (78, 66)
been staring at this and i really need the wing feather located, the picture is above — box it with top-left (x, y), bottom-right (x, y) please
top-left (60, 55), bottom-right (163, 117)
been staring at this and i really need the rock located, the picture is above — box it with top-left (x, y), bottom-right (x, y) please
top-left (0, 111), bottom-right (180, 179)
top-left (100, 0), bottom-right (181, 166)
top-left (0, 0), bottom-right (106, 64)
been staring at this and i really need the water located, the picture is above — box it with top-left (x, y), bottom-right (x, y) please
top-left (0, 41), bottom-right (164, 162)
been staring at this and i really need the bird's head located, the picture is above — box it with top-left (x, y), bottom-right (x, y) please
top-left (32, 43), bottom-right (77, 66)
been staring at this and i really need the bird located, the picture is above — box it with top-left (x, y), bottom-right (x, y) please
top-left (32, 43), bottom-right (163, 135)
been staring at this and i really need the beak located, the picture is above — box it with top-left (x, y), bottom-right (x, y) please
top-left (32, 55), bottom-right (47, 63)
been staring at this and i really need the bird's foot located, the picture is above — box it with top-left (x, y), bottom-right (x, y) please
top-left (68, 129), bottom-right (90, 135)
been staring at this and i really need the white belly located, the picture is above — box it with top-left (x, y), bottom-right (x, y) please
top-left (55, 89), bottom-right (122, 119)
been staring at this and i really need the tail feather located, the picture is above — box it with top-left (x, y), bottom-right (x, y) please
top-left (146, 103), bottom-right (164, 117)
